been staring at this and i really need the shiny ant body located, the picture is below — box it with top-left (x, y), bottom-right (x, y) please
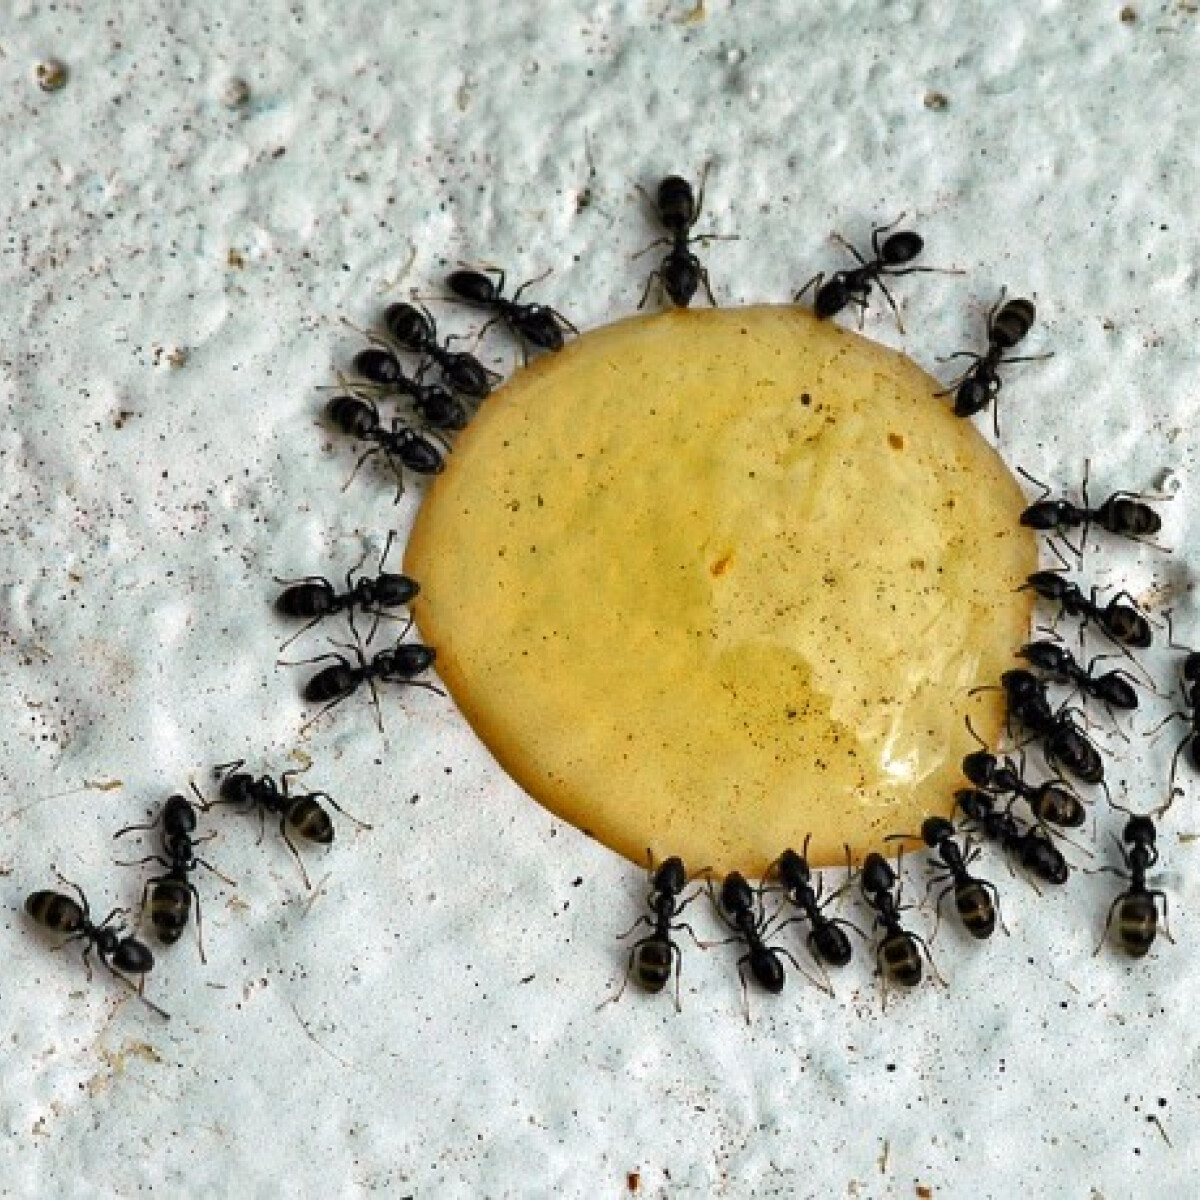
top-left (25, 876), bottom-right (168, 1019)
top-left (1019, 639), bottom-right (1140, 714)
top-left (906, 817), bottom-right (1001, 940)
top-left (1151, 618), bottom-right (1200, 801)
top-left (114, 793), bottom-right (234, 962)
top-left (795, 217), bottom-right (941, 331)
top-left (275, 531), bottom-right (419, 651)
top-left (709, 871), bottom-right (817, 1018)
top-left (446, 267), bottom-right (577, 356)
top-left (939, 293), bottom-right (1048, 434)
top-left (986, 671), bottom-right (1106, 785)
top-left (1022, 570), bottom-right (1153, 649)
top-left (294, 619), bottom-right (442, 733)
top-left (383, 301), bottom-right (499, 399)
top-left (962, 735), bottom-right (1087, 828)
top-left (859, 853), bottom-right (941, 996)
top-left (953, 789), bottom-right (1070, 886)
top-left (600, 855), bottom-right (701, 1012)
top-left (326, 393), bottom-right (444, 500)
top-left (211, 761), bottom-right (371, 889)
top-left (1017, 463), bottom-right (1164, 557)
top-left (636, 173), bottom-right (724, 309)
top-left (348, 352), bottom-right (471, 432)
top-left (1097, 813), bottom-right (1171, 958)
top-left (771, 839), bottom-right (857, 971)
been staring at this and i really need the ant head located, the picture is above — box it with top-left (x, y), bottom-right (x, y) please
top-left (921, 816), bottom-right (955, 847)
top-left (719, 871), bottom-right (753, 913)
top-left (326, 393), bottom-right (378, 439)
top-left (162, 794), bottom-right (198, 836)
top-left (1182, 651), bottom-right (1200, 682)
top-left (879, 230), bottom-right (923, 266)
top-left (662, 254), bottom-right (701, 308)
top-left (446, 269), bottom-right (498, 305)
top-left (961, 748), bottom-right (997, 788)
top-left (813, 277), bottom-right (851, 318)
top-left (1020, 639), bottom-right (1068, 673)
top-left (775, 847), bottom-right (810, 887)
top-left (953, 788), bottom-right (992, 822)
top-left (860, 853), bottom-right (894, 893)
top-left (383, 301), bottom-right (433, 349)
top-left (1125, 814), bottom-right (1157, 846)
top-left (353, 347), bottom-right (404, 387)
top-left (653, 856), bottom-right (687, 895)
top-left (375, 573), bottom-right (420, 607)
top-left (1023, 570), bottom-right (1070, 600)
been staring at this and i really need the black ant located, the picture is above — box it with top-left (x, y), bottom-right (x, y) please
top-left (771, 838), bottom-right (859, 973)
top-left (953, 789), bottom-right (1070, 886)
top-left (325, 393), bottom-right (444, 500)
top-left (25, 874), bottom-right (169, 1019)
top-left (1017, 463), bottom-right (1165, 557)
top-left (211, 761), bottom-right (371, 889)
top-left (859, 853), bottom-right (942, 999)
top-left (345, 354), bottom-right (471, 433)
top-left (1021, 570), bottom-right (1153, 650)
top-left (889, 818), bottom-right (1003, 940)
top-left (961, 725), bottom-right (1088, 829)
top-left (114, 792), bottom-right (235, 962)
top-left (938, 292), bottom-right (1049, 435)
top-left (635, 172), bottom-right (732, 309)
top-left (599, 855), bottom-right (702, 1012)
top-left (382, 301), bottom-right (499, 399)
top-left (1147, 615), bottom-right (1200, 803)
top-left (1096, 812), bottom-right (1171, 958)
top-left (291, 618), bottom-right (443, 734)
top-left (275, 531), bottom-right (419, 651)
top-left (707, 872), bottom-right (821, 1019)
top-left (446, 267), bottom-right (578, 357)
top-left (794, 216), bottom-right (946, 332)
top-left (1018, 637), bottom-right (1142, 725)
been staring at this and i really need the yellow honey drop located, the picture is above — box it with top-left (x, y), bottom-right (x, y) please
top-left (406, 306), bottom-right (1035, 874)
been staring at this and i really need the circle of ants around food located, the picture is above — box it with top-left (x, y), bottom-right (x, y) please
top-left (406, 305), bottom-right (1036, 874)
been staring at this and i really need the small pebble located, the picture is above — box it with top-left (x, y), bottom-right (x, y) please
top-left (35, 59), bottom-right (68, 92)
top-left (924, 90), bottom-right (949, 111)
top-left (221, 77), bottom-right (251, 109)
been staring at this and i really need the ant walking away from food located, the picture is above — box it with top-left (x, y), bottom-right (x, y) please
top-left (890, 817), bottom-right (1003, 940)
top-left (859, 853), bottom-right (943, 1001)
top-left (382, 301), bottom-right (499, 399)
top-left (275, 531), bottom-right (419, 651)
top-left (939, 292), bottom-right (1049, 435)
top-left (599, 854), bottom-right (702, 1012)
top-left (635, 171), bottom-right (733, 309)
top-left (114, 792), bottom-right (235, 962)
top-left (325, 393), bottom-right (445, 500)
top-left (1096, 812), bottom-right (1171, 958)
top-left (446, 267), bottom-right (578, 357)
top-left (954, 789), bottom-right (1070, 887)
top-left (771, 837), bottom-right (859, 974)
top-left (1017, 462), bottom-right (1166, 557)
top-left (25, 874), bottom-right (169, 1019)
top-left (795, 216), bottom-right (950, 332)
top-left (288, 616), bottom-right (442, 734)
top-left (211, 761), bottom-right (371, 889)
top-left (1022, 570), bottom-right (1153, 650)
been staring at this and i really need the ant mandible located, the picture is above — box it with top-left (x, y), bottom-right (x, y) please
top-left (1096, 812), bottom-right (1172, 958)
top-left (794, 215), bottom-right (947, 332)
top-left (1017, 462), bottom-right (1166, 558)
top-left (325, 393), bottom-right (444, 501)
top-left (210, 761), bottom-right (371, 890)
top-left (635, 171), bottom-right (733, 309)
top-left (275, 531), bottom-right (419, 651)
top-left (446, 267), bottom-right (578, 358)
top-left (938, 292), bottom-right (1049, 435)
top-left (114, 791), bottom-right (235, 962)
top-left (599, 854), bottom-right (703, 1012)
top-left (25, 873), bottom-right (169, 1019)
top-left (383, 301), bottom-right (499, 399)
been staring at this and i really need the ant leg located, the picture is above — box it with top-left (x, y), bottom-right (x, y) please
top-left (697, 265), bottom-right (717, 308)
top-left (637, 269), bottom-right (663, 311)
top-left (596, 941), bottom-right (641, 1011)
top-left (830, 232), bottom-right (869, 269)
top-left (631, 234), bottom-right (670, 262)
top-left (341, 445), bottom-right (380, 493)
top-left (112, 816), bottom-right (162, 840)
top-left (214, 758), bottom-right (247, 780)
top-left (547, 306), bottom-right (580, 337)
top-left (913, 933), bottom-right (946, 987)
top-left (194, 856), bottom-right (238, 887)
top-left (306, 789), bottom-right (373, 831)
top-left (276, 650), bottom-right (347, 669)
top-left (1152, 891), bottom-right (1174, 943)
top-left (278, 816), bottom-right (313, 890)
top-left (186, 879), bottom-right (207, 964)
top-left (614, 913), bottom-right (654, 942)
top-left (777, 945), bottom-right (832, 997)
top-left (278, 615), bottom-right (327, 654)
top-left (736, 955), bottom-right (753, 1025)
top-left (113, 853), bottom-right (171, 871)
top-left (924, 877), bottom-right (953, 943)
top-left (792, 272), bottom-right (824, 305)
top-left (1093, 894), bottom-right (1123, 955)
top-left (671, 939), bottom-right (684, 1014)
top-left (106, 966), bottom-right (171, 1021)
top-left (510, 268), bottom-right (552, 306)
top-left (874, 278), bottom-right (906, 335)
